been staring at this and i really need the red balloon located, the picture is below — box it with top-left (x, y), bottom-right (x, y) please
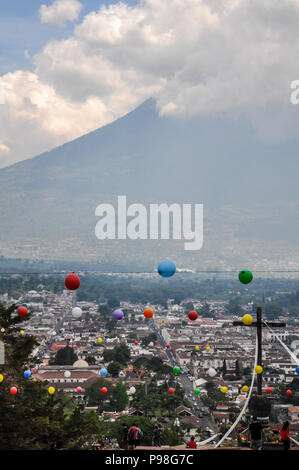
top-left (101, 387), bottom-right (108, 395)
top-left (65, 273), bottom-right (80, 290)
top-left (18, 306), bottom-right (28, 318)
top-left (188, 310), bottom-right (198, 321)
top-left (168, 387), bottom-right (175, 395)
top-left (137, 370), bottom-right (142, 375)
top-left (134, 340), bottom-right (138, 345)
top-left (266, 388), bottom-right (272, 394)
top-left (165, 344), bottom-right (170, 349)
top-left (10, 387), bottom-right (17, 395)
top-left (286, 389), bottom-right (292, 396)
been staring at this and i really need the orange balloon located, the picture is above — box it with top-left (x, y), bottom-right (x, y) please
top-left (144, 308), bottom-right (154, 319)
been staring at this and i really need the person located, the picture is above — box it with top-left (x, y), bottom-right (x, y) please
top-left (280, 421), bottom-right (290, 451)
top-left (248, 416), bottom-right (265, 450)
top-left (128, 424), bottom-right (143, 450)
top-left (152, 424), bottom-right (162, 447)
top-left (122, 423), bottom-right (129, 450)
top-left (187, 436), bottom-right (197, 449)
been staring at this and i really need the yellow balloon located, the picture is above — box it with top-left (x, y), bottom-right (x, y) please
top-left (242, 385), bottom-right (249, 392)
top-left (98, 337), bottom-right (103, 343)
top-left (48, 386), bottom-right (55, 395)
top-left (20, 330), bottom-right (24, 335)
top-left (206, 346), bottom-right (211, 351)
top-left (0, 374), bottom-right (3, 383)
top-left (255, 365), bottom-right (263, 374)
top-left (195, 346), bottom-right (199, 351)
top-left (242, 314), bottom-right (253, 326)
top-left (221, 386), bottom-right (228, 394)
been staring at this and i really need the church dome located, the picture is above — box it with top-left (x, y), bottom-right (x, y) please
top-left (72, 359), bottom-right (89, 368)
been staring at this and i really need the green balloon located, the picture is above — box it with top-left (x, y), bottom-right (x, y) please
top-left (238, 270), bottom-right (253, 284)
top-left (173, 366), bottom-right (181, 375)
top-left (194, 388), bottom-right (200, 395)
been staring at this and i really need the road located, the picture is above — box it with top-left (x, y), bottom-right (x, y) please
top-left (149, 319), bottom-right (217, 434)
top-left (33, 293), bottom-right (76, 359)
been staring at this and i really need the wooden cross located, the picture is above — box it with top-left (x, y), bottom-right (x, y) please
top-left (233, 307), bottom-right (286, 394)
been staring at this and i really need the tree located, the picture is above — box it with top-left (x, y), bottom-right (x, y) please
top-left (0, 302), bottom-right (102, 450)
top-left (198, 302), bottom-right (213, 318)
top-left (141, 333), bottom-right (157, 347)
top-left (53, 345), bottom-right (78, 365)
top-left (161, 427), bottom-right (183, 446)
top-left (107, 296), bottom-right (120, 308)
top-left (110, 381), bottom-right (129, 412)
top-left (103, 344), bottom-right (130, 366)
top-left (235, 359), bottom-right (241, 379)
top-left (103, 415), bottom-right (156, 446)
top-left (185, 302), bottom-right (194, 314)
top-left (263, 303), bottom-right (283, 320)
top-left (97, 304), bottom-right (111, 317)
top-left (85, 377), bottom-right (112, 409)
top-left (85, 356), bottom-right (96, 365)
top-left (222, 359), bottom-right (227, 376)
top-left (226, 298), bottom-right (241, 315)
top-left (107, 361), bottom-right (122, 377)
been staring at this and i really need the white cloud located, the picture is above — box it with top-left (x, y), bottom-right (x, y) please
top-left (0, 143), bottom-right (10, 153)
top-left (2, 0), bottom-right (299, 168)
top-left (39, 0), bottom-right (83, 26)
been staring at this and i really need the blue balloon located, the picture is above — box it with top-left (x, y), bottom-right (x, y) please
top-left (158, 260), bottom-right (176, 277)
top-left (296, 366), bottom-right (299, 374)
top-left (100, 368), bottom-right (108, 377)
top-left (24, 370), bottom-right (31, 378)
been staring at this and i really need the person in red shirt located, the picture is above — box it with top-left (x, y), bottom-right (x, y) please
top-left (280, 421), bottom-right (290, 451)
top-left (187, 436), bottom-right (197, 449)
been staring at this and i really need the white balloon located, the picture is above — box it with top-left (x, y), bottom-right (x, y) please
top-left (207, 368), bottom-right (217, 377)
top-left (129, 386), bottom-right (136, 395)
top-left (64, 370), bottom-right (71, 378)
top-left (72, 307), bottom-right (82, 318)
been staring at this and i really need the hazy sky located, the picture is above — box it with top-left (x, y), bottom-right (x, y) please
top-left (1, 0), bottom-right (299, 168)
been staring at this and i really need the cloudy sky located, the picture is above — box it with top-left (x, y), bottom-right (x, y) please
top-left (1, 0), bottom-right (299, 168)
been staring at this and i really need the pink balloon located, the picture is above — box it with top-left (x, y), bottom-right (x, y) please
top-left (76, 386), bottom-right (82, 393)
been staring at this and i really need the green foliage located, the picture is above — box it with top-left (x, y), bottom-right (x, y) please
top-left (198, 302), bottom-right (214, 318)
top-left (85, 355), bottom-right (96, 365)
top-left (141, 333), bottom-right (157, 347)
top-left (0, 302), bottom-right (102, 450)
top-left (235, 359), bottom-right (241, 379)
top-left (226, 298), bottom-right (242, 315)
top-left (133, 356), bottom-right (172, 375)
top-left (132, 380), bottom-right (189, 418)
top-left (103, 415), bottom-right (156, 446)
top-left (85, 377), bottom-right (111, 408)
top-left (97, 304), bottom-right (111, 316)
top-left (107, 296), bottom-right (120, 308)
top-left (161, 427), bottom-right (183, 446)
top-left (103, 344), bottom-right (130, 365)
top-left (107, 361), bottom-right (122, 377)
top-left (52, 345), bottom-right (78, 365)
top-left (201, 381), bottom-right (228, 410)
top-left (110, 381), bottom-right (129, 412)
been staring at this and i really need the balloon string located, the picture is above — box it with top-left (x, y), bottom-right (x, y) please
top-left (214, 333), bottom-right (258, 448)
top-left (290, 437), bottom-right (299, 446)
top-left (263, 321), bottom-right (299, 365)
top-left (198, 433), bottom-right (219, 446)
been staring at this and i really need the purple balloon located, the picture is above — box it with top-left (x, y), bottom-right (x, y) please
top-left (113, 309), bottom-right (124, 320)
